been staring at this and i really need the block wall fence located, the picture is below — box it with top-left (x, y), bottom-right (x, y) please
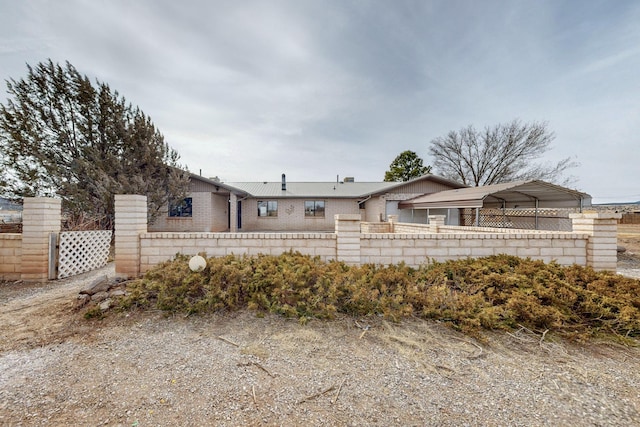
top-left (0, 196), bottom-right (622, 281)
top-left (113, 195), bottom-right (622, 278)
top-left (0, 198), bottom-right (61, 281)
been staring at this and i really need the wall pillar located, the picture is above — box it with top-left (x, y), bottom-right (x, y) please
top-left (428, 215), bottom-right (446, 232)
top-left (115, 195), bottom-right (147, 278)
top-left (387, 214), bottom-right (399, 233)
top-left (21, 197), bottom-right (61, 281)
top-left (229, 193), bottom-right (238, 232)
top-left (335, 214), bottom-right (361, 265)
top-left (570, 212), bottom-right (621, 271)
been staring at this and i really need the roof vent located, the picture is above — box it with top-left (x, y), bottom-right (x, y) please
top-left (281, 173), bottom-right (286, 191)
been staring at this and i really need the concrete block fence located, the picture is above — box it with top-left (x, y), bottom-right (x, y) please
top-left (0, 197), bottom-right (622, 281)
top-left (112, 195), bottom-right (622, 278)
top-left (0, 198), bottom-right (61, 281)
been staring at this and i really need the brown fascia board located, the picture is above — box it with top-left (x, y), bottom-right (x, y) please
top-left (365, 174), bottom-right (467, 197)
top-left (188, 173), bottom-right (249, 196)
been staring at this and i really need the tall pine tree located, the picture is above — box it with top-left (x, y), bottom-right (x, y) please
top-left (0, 60), bottom-right (189, 226)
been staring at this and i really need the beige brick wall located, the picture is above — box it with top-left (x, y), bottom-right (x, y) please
top-left (119, 199), bottom-right (619, 275)
top-left (140, 232), bottom-right (337, 273)
top-left (0, 234), bottom-right (22, 280)
top-left (570, 212), bottom-right (621, 271)
top-left (361, 222), bottom-right (392, 233)
top-left (150, 192), bottom-right (229, 232)
top-left (361, 232), bottom-right (589, 268)
top-left (21, 198), bottom-right (61, 281)
top-left (239, 198), bottom-right (360, 231)
top-left (115, 195), bottom-right (147, 278)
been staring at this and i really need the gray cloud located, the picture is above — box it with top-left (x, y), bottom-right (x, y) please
top-left (1, 0), bottom-right (639, 201)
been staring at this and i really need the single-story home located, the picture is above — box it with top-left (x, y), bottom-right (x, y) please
top-left (149, 173), bottom-right (592, 233)
top-left (149, 173), bottom-right (466, 232)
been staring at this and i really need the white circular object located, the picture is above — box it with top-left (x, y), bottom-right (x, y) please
top-left (189, 255), bottom-right (207, 272)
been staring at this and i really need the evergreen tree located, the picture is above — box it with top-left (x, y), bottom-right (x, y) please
top-left (0, 60), bottom-right (189, 225)
top-left (384, 150), bottom-right (431, 182)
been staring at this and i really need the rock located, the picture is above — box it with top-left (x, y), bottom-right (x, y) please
top-left (99, 299), bottom-right (112, 311)
top-left (75, 294), bottom-right (91, 309)
top-left (617, 245), bottom-right (627, 253)
top-left (109, 289), bottom-right (126, 297)
top-left (80, 275), bottom-right (110, 296)
top-left (91, 291), bottom-right (109, 302)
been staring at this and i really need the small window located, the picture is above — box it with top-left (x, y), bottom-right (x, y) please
top-left (305, 200), bottom-right (325, 217)
top-left (169, 197), bottom-right (192, 217)
top-left (258, 200), bottom-right (278, 217)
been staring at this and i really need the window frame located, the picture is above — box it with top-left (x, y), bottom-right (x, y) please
top-left (169, 197), bottom-right (193, 218)
top-left (304, 200), bottom-right (325, 217)
top-left (257, 200), bottom-right (278, 217)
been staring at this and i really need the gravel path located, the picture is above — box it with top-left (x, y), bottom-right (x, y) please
top-left (1, 264), bottom-right (640, 426)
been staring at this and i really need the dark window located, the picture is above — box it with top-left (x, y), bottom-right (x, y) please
top-left (258, 200), bottom-right (278, 217)
top-left (169, 197), bottom-right (192, 217)
top-left (305, 200), bottom-right (325, 217)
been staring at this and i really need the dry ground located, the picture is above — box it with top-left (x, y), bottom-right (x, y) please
top-left (617, 224), bottom-right (640, 269)
top-left (1, 226), bottom-right (640, 426)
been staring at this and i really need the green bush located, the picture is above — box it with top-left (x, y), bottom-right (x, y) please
top-left (118, 252), bottom-right (640, 340)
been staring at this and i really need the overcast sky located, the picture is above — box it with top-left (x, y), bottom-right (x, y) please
top-left (1, 0), bottom-right (639, 203)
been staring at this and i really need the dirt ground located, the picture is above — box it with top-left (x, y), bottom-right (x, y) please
top-left (1, 227), bottom-right (640, 426)
top-left (617, 224), bottom-right (640, 269)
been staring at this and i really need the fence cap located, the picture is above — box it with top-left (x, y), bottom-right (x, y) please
top-left (334, 214), bottom-right (362, 221)
top-left (569, 212), bottom-right (622, 220)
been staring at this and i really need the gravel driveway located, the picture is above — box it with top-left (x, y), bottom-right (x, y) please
top-left (1, 264), bottom-right (640, 426)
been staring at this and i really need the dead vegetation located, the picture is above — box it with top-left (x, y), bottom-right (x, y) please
top-left (110, 251), bottom-right (640, 343)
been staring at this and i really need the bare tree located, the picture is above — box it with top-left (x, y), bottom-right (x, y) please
top-left (428, 120), bottom-right (577, 186)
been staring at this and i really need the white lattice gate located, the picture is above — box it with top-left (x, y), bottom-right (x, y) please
top-left (57, 230), bottom-right (112, 279)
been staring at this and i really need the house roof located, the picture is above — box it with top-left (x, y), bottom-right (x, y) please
top-left (398, 180), bottom-right (592, 210)
top-left (0, 197), bottom-right (22, 211)
top-left (224, 181), bottom-right (397, 198)
top-left (224, 174), bottom-right (465, 199)
top-left (189, 173), bottom-right (249, 195)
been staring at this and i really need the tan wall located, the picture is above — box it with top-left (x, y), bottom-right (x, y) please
top-left (150, 192), bottom-right (229, 232)
top-left (239, 198), bottom-right (360, 231)
top-left (0, 234), bottom-right (22, 280)
top-left (363, 196), bottom-right (386, 222)
top-left (140, 232), bottom-right (337, 273)
top-left (21, 198), bottom-right (61, 281)
top-left (118, 203), bottom-right (620, 275)
top-left (361, 232), bottom-right (588, 268)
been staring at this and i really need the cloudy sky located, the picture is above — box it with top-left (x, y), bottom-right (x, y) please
top-left (1, 0), bottom-right (639, 203)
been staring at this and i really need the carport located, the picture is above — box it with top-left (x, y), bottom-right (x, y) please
top-left (398, 180), bottom-right (591, 229)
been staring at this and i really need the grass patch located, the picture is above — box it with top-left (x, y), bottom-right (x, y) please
top-left (118, 252), bottom-right (640, 341)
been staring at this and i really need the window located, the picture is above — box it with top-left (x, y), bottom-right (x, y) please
top-left (258, 200), bottom-right (278, 217)
top-left (169, 197), bottom-right (192, 217)
top-left (305, 200), bottom-right (325, 217)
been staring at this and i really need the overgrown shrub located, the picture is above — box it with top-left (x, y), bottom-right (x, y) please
top-left (118, 252), bottom-right (640, 340)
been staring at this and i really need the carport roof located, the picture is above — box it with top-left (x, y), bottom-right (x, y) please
top-left (398, 180), bottom-right (591, 209)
